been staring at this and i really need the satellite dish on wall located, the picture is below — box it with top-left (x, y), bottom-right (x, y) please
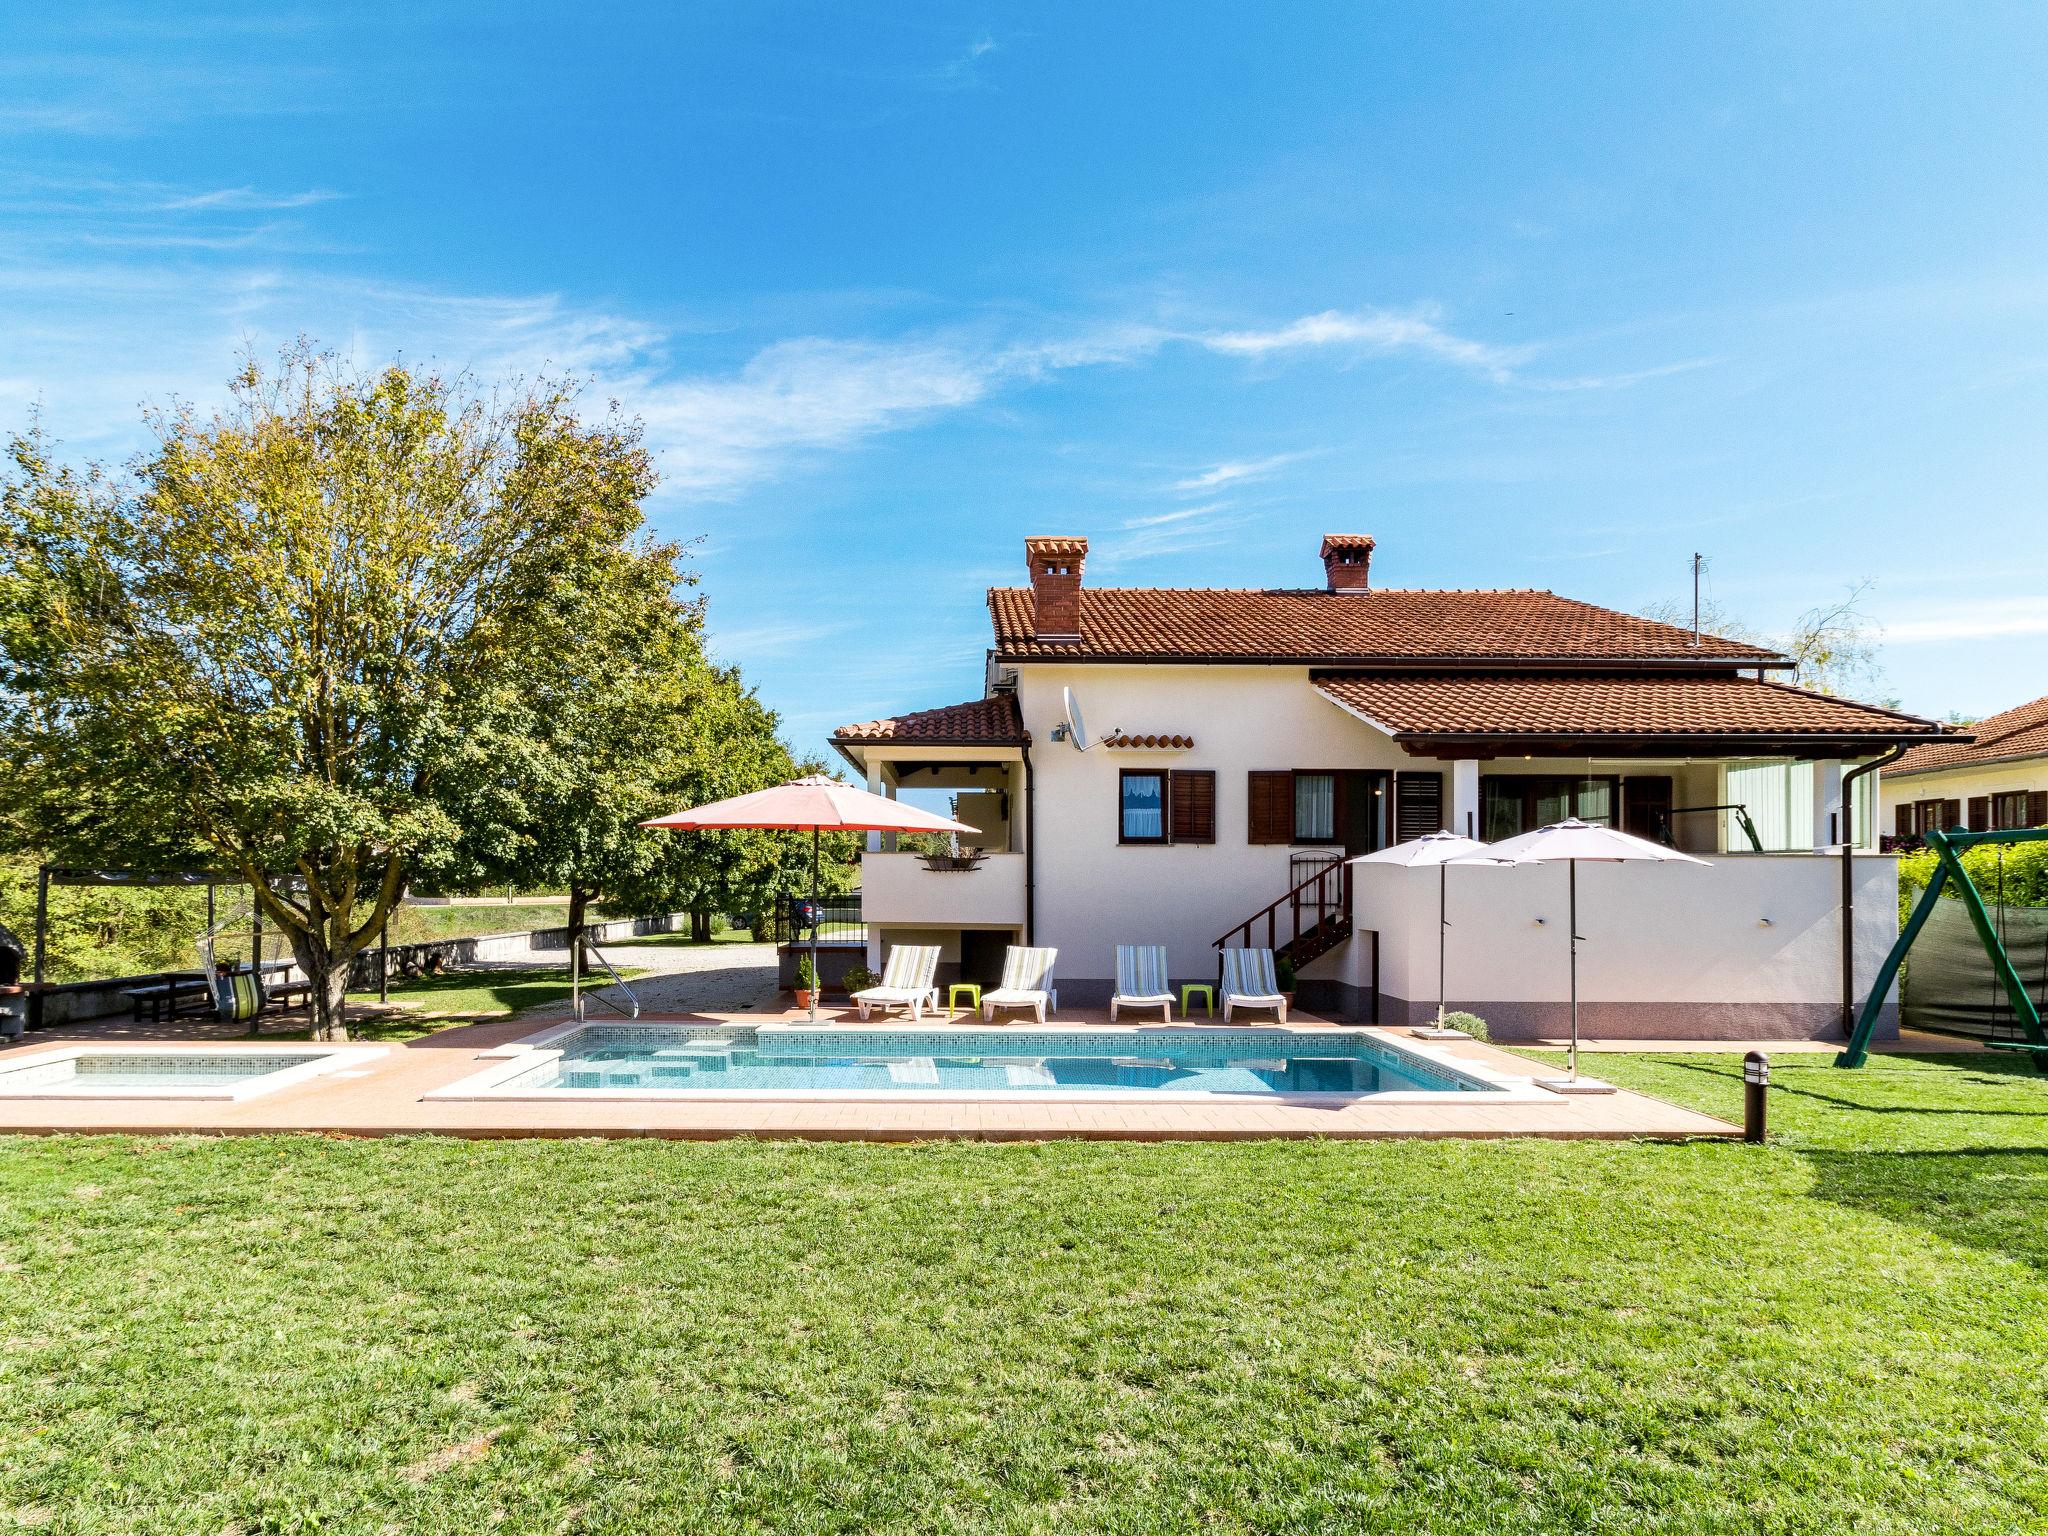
top-left (1061, 686), bottom-right (1090, 751)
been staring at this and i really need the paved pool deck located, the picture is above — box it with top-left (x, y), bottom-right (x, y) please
top-left (0, 1005), bottom-right (1740, 1142)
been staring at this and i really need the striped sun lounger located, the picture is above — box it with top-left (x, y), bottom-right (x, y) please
top-left (1220, 947), bottom-right (1287, 1024)
top-left (1109, 945), bottom-right (1173, 1023)
top-left (853, 945), bottom-right (941, 1021)
top-left (981, 946), bottom-right (1059, 1025)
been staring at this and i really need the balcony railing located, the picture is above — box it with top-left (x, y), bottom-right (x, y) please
top-left (773, 894), bottom-right (865, 947)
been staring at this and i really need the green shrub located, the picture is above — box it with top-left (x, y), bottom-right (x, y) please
top-left (1439, 1010), bottom-right (1490, 1042)
top-left (1275, 954), bottom-right (1298, 992)
top-left (793, 954), bottom-right (818, 990)
top-left (841, 964), bottom-right (878, 993)
top-left (1899, 839), bottom-right (2048, 922)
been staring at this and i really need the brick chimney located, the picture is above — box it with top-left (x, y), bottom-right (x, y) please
top-left (1320, 534), bottom-right (1375, 592)
top-left (1024, 536), bottom-right (1088, 640)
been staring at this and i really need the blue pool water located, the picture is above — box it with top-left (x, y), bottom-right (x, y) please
top-left (500, 1026), bottom-right (1497, 1097)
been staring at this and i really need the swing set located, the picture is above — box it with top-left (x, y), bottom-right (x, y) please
top-left (1837, 825), bottom-right (2048, 1071)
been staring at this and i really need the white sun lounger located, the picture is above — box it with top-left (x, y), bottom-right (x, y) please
top-left (853, 945), bottom-right (941, 1021)
top-left (1109, 944), bottom-right (1173, 1023)
top-left (1220, 948), bottom-right (1287, 1024)
top-left (981, 945), bottom-right (1059, 1024)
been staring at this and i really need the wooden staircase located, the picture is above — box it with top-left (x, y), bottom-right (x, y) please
top-left (1214, 859), bottom-right (1353, 968)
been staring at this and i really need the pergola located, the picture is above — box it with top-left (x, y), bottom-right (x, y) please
top-left (20, 864), bottom-right (335, 1030)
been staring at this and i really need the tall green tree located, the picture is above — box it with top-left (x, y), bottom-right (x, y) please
top-left (450, 545), bottom-right (819, 958)
top-left (0, 348), bottom-right (663, 1038)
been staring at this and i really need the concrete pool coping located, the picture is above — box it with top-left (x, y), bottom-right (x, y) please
top-left (0, 1043), bottom-right (389, 1102)
top-left (0, 1007), bottom-right (1738, 1140)
top-left (431, 1019), bottom-right (1553, 1105)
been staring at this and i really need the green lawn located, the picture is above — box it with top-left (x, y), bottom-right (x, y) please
top-left (3, 1052), bottom-right (2047, 1533)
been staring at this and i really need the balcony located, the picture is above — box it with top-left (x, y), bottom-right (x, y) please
top-left (860, 850), bottom-right (1028, 929)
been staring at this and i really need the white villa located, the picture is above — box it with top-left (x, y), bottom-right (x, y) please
top-left (831, 535), bottom-right (1956, 1040)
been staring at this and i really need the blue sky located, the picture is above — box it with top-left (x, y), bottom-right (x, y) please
top-left (7, 5), bottom-right (2048, 760)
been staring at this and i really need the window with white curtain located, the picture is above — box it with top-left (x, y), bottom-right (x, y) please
top-left (1294, 773), bottom-right (1337, 842)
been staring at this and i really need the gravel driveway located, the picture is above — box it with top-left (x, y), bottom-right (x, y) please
top-left (571, 939), bottom-right (781, 1016)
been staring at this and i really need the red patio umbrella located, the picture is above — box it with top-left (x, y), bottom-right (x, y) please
top-left (641, 774), bottom-right (975, 1021)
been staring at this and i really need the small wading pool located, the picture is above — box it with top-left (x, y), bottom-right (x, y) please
top-left (0, 1046), bottom-right (387, 1100)
top-left (436, 1025), bottom-right (1523, 1102)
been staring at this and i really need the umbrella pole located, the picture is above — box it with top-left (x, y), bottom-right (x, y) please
top-left (1567, 861), bottom-right (1580, 1081)
top-left (810, 826), bottom-right (821, 1025)
top-left (1438, 862), bottom-right (1449, 1026)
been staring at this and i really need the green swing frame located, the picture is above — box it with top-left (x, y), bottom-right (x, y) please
top-left (1837, 826), bottom-right (2048, 1070)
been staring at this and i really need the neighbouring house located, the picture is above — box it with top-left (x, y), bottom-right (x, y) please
top-left (1879, 692), bottom-right (2048, 842)
top-left (831, 535), bottom-right (1957, 1040)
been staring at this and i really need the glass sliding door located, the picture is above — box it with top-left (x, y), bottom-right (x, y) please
top-left (1480, 774), bottom-right (1622, 840)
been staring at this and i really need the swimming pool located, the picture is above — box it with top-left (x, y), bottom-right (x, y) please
top-left (0, 1045), bottom-right (386, 1100)
top-left (437, 1024), bottom-right (1517, 1101)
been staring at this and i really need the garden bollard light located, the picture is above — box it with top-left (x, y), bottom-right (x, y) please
top-left (1742, 1051), bottom-right (1769, 1143)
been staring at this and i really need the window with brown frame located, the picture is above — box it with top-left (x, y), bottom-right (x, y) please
top-left (1993, 790), bottom-right (2042, 830)
top-left (1120, 768), bottom-right (1215, 846)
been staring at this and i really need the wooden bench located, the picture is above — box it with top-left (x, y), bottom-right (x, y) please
top-left (121, 975), bottom-right (216, 1024)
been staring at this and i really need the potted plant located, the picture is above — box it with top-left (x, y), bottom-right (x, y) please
top-left (841, 964), bottom-right (878, 996)
top-left (792, 954), bottom-right (818, 1011)
top-left (1275, 953), bottom-right (1297, 1008)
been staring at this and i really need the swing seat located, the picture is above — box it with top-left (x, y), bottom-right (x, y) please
top-left (1983, 1040), bottom-right (2048, 1054)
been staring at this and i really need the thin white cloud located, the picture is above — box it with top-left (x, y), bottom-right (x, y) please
top-left (929, 34), bottom-right (999, 90)
top-left (1095, 504), bottom-right (1249, 569)
top-left (0, 250), bottom-right (1541, 498)
top-left (1198, 307), bottom-right (1528, 380)
top-left (1523, 356), bottom-right (1724, 392)
top-left (157, 186), bottom-right (342, 212)
top-left (1883, 601), bottom-right (2048, 644)
top-left (1169, 451), bottom-right (1308, 493)
top-left (636, 336), bottom-right (996, 495)
top-left (1121, 502), bottom-right (1230, 529)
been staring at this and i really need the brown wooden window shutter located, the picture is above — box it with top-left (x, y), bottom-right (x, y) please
top-left (2030, 791), bottom-right (2048, 827)
top-left (1895, 805), bottom-right (1913, 838)
top-left (1968, 796), bottom-right (1991, 832)
top-left (1393, 772), bottom-right (1444, 842)
top-left (1940, 799), bottom-right (1963, 832)
top-left (1167, 769), bottom-right (1216, 845)
top-left (1247, 771), bottom-right (1294, 844)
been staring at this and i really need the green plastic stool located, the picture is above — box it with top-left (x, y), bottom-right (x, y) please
top-left (947, 982), bottom-right (982, 1018)
top-left (1180, 982), bottom-right (1215, 1019)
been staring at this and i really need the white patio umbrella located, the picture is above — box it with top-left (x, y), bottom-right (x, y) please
top-left (1458, 818), bottom-right (1707, 1093)
top-left (1349, 831), bottom-right (1488, 1038)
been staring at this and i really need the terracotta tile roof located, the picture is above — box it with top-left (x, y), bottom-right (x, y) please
top-left (830, 694), bottom-right (1027, 746)
top-left (988, 586), bottom-right (1786, 664)
top-left (1313, 673), bottom-right (1949, 742)
top-left (1888, 693), bottom-right (2044, 777)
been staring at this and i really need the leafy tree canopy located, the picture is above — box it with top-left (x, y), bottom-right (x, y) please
top-left (0, 344), bottom-right (817, 1035)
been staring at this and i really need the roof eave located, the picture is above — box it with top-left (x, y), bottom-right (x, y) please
top-left (1886, 745), bottom-right (2048, 779)
top-left (993, 650), bottom-right (1795, 669)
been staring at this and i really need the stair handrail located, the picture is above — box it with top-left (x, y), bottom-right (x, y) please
top-left (1213, 859), bottom-right (1352, 954)
top-left (574, 936), bottom-right (641, 1020)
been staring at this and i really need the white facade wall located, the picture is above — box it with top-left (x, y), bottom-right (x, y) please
top-left (1017, 663), bottom-right (1405, 996)
top-left (1325, 852), bottom-right (1899, 1039)
top-left (1014, 662), bottom-right (1753, 1001)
